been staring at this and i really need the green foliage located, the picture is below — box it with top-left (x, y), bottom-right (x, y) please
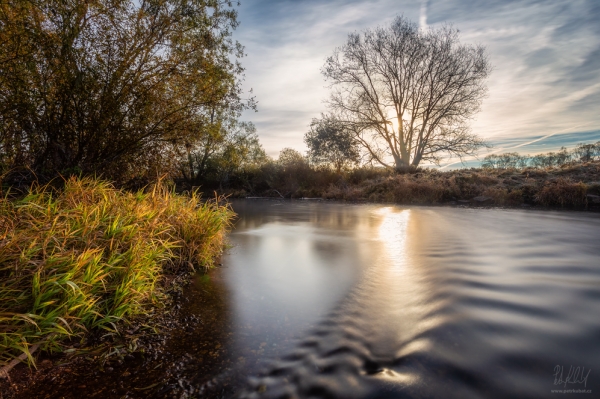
top-left (273, 148), bottom-right (313, 195)
top-left (0, 176), bottom-right (234, 367)
top-left (277, 148), bottom-right (307, 168)
top-left (181, 120), bottom-right (267, 188)
top-left (304, 114), bottom-right (360, 172)
top-left (0, 0), bottom-right (252, 184)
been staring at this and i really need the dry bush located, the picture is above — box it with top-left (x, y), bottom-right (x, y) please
top-left (322, 185), bottom-right (364, 201)
top-left (362, 175), bottom-right (448, 204)
top-left (472, 173), bottom-right (501, 185)
top-left (482, 187), bottom-right (523, 206)
top-left (322, 185), bottom-right (344, 200)
top-left (446, 174), bottom-right (484, 199)
top-left (227, 160), bottom-right (599, 208)
top-left (522, 168), bottom-right (548, 178)
top-left (346, 167), bottom-right (391, 185)
top-left (587, 183), bottom-right (600, 196)
top-left (535, 178), bottom-right (588, 207)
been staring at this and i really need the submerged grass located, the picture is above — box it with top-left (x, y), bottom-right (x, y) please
top-left (0, 177), bottom-right (234, 368)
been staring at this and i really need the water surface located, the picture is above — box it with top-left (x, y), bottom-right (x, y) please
top-left (220, 200), bottom-right (600, 399)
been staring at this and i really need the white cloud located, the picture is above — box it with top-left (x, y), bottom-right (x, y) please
top-left (420, 0), bottom-right (430, 30)
top-left (235, 0), bottom-right (600, 157)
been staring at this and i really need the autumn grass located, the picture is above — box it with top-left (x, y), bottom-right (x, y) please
top-left (0, 177), bottom-right (234, 368)
top-left (226, 160), bottom-right (600, 209)
top-left (534, 178), bottom-right (588, 207)
top-left (335, 162), bottom-right (600, 208)
top-left (326, 163), bottom-right (599, 208)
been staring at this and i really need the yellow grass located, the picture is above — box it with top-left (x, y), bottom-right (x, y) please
top-left (0, 177), bottom-right (234, 367)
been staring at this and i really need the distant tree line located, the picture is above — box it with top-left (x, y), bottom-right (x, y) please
top-left (194, 139), bottom-right (600, 198)
top-left (481, 142), bottom-right (600, 169)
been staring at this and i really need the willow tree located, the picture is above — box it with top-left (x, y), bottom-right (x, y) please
top-left (322, 16), bottom-right (491, 171)
top-left (0, 0), bottom-right (253, 183)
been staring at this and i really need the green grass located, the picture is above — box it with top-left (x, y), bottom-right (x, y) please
top-left (0, 177), bottom-right (234, 367)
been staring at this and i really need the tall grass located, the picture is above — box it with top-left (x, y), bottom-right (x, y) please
top-left (0, 177), bottom-right (233, 367)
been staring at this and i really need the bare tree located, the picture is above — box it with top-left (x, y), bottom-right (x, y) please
top-left (322, 16), bottom-right (491, 171)
top-left (482, 153), bottom-right (530, 169)
top-left (573, 142), bottom-right (600, 162)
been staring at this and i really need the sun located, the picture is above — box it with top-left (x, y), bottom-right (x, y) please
top-left (385, 116), bottom-right (400, 133)
top-left (390, 117), bottom-right (400, 133)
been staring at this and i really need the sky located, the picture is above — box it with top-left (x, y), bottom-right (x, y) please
top-left (233, 0), bottom-right (600, 163)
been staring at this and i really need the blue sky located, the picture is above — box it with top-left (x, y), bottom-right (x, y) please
top-left (233, 0), bottom-right (600, 163)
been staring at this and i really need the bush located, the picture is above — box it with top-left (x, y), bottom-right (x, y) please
top-left (534, 178), bottom-right (588, 207)
top-left (587, 183), bottom-right (600, 196)
top-left (482, 187), bottom-right (523, 206)
top-left (0, 177), bottom-right (233, 367)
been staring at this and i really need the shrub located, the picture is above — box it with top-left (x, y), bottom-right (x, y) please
top-left (534, 178), bottom-right (588, 207)
top-left (482, 187), bottom-right (523, 206)
top-left (587, 183), bottom-right (600, 196)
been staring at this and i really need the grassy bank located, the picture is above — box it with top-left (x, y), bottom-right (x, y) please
top-left (0, 177), bottom-right (234, 370)
top-left (216, 161), bottom-right (600, 209)
top-left (321, 162), bottom-right (600, 208)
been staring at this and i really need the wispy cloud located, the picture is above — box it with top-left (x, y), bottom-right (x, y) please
top-left (420, 0), bottom-right (430, 30)
top-left (235, 0), bottom-right (600, 158)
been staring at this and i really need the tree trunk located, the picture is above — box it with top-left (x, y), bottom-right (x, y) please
top-left (393, 153), bottom-right (411, 173)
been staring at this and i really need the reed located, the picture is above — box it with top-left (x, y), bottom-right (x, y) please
top-left (0, 177), bottom-right (233, 367)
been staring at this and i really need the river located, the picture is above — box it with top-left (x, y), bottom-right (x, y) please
top-left (218, 200), bottom-right (600, 398)
top-left (11, 200), bottom-right (600, 398)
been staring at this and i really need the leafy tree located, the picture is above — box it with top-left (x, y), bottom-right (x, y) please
top-left (322, 16), bottom-right (491, 171)
top-left (277, 148), bottom-right (307, 168)
top-left (304, 114), bottom-right (360, 172)
top-left (274, 148), bottom-right (311, 196)
top-left (182, 119), bottom-right (267, 187)
top-left (0, 0), bottom-right (253, 183)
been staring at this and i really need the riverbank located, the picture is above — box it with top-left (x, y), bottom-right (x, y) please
top-left (0, 177), bottom-right (234, 396)
top-left (220, 161), bottom-right (600, 210)
top-left (0, 269), bottom-right (237, 398)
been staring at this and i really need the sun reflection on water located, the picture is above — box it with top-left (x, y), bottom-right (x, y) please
top-left (376, 207), bottom-right (411, 274)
